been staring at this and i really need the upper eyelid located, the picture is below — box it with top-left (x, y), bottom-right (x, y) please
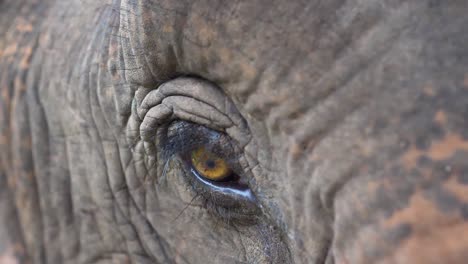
top-left (161, 122), bottom-right (237, 160)
top-left (137, 78), bottom-right (232, 121)
top-left (135, 77), bottom-right (251, 146)
top-left (139, 97), bottom-right (232, 141)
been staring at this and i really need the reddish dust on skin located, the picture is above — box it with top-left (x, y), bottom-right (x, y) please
top-left (433, 110), bottom-right (447, 125)
top-left (463, 73), bottom-right (468, 89)
top-left (444, 176), bottom-right (468, 203)
top-left (15, 18), bottom-right (33, 33)
top-left (289, 141), bottom-right (306, 160)
top-left (218, 46), bottom-right (257, 80)
top-left (422, 83), bottom-right (436, 97)
top-left (192, 14), bottom-right (216, 45)
top-left (2, 44), bottom-right (18, 57)
top-left (379, 169), bottom-right (468, 264)
top-left (344, 188), bottom-right (468, 264)
top-left (381, 191), bottom-right (468, 264)
top-left (0, 248), bottom-right (19, 264)
top-left (13, 76), bottom-right (27, 94)
top-left (384, 191), bottom-right (458, 232)
top-left (19, 47), bottom-right (33, 70)
top-left (0, 243), bottom-right (26, 264)
top-left (381, 222), bottom-right (468, 264)
top-left (162, 23), bottom-right (174, 33)
top-left (401, 132), bottom-right (468, 169)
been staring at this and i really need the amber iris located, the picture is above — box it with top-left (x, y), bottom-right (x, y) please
top-left (190, 147), bottom-right (232, 181)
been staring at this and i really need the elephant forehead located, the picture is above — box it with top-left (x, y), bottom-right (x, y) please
top-left (119, 0), bottom-right (411, 94)
top-left (120, 1), bottom-right (462, 135)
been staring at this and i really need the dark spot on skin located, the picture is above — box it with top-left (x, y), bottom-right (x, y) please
top-left (374, 173), bottom-right (415, 219)
top-left (419, 162), bottom-right (453, 190)
top-left (457, 170), bottom-right (468, 185)
top-left (429, 123), bottom-right (446, 140)
top-left (436, 163), bottom-right (453, 182)
top-left (428, 0), bottom-right (442, 8)
top-left (417, 155), bottom-right (432, 167)
top-left (415, 136), bottom-right (430, 150)
top-left (371, 118), bottom-right (388, 135)
top-left (385, 223), bottom-right (412, 245)
top-left (425, 185), bottom-right (461, 213)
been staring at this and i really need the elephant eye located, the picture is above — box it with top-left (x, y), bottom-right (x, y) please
top-left (190, 147), bottom-right (234, 182)
top-left (160, 120), bottom-right (260, 221)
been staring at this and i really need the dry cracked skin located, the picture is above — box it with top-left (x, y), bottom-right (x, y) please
top-left (1, 0), bottom-right (468, 263)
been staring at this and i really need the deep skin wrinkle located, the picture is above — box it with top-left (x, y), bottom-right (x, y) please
top-left (1, 0), bottom-right (468, 263)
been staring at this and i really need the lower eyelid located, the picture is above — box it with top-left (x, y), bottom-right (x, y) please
top-left (189, 167), bottom-right (256, 202)
top-left (186, 166), bottom-right (261, 216)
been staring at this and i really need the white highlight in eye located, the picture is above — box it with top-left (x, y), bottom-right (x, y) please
top-left (189, 167), bottom-right (257, 203)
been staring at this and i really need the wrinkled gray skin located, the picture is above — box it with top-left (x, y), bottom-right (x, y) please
top-left (1, 0), bottom-right (468, 263)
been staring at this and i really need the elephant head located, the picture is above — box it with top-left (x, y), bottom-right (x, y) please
top-left (1, 0), bottom-right (468, 263)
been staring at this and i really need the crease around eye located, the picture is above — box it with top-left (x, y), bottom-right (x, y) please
top-left (135, 76), bottom-right (251, 147)
top-left (132, 77), bottom-right (260, 220)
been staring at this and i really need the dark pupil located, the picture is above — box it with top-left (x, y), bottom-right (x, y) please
top-left (205, 160), bottom-right (216, 169)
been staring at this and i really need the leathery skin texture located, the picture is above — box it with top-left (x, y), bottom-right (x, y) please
top-left (1, 0), bottom-right (468, 263)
